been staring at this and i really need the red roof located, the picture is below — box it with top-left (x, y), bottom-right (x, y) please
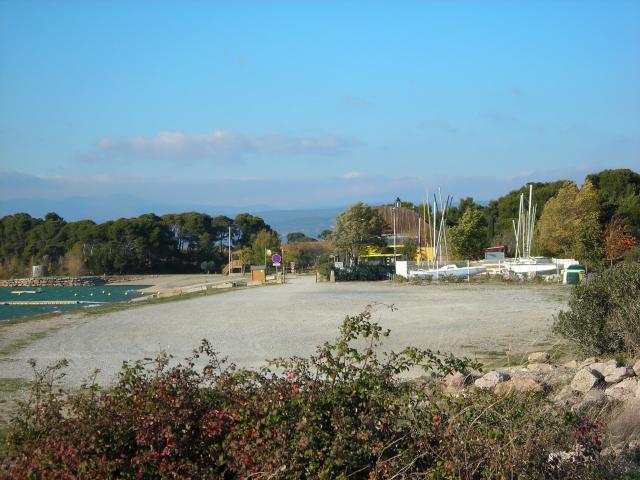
top-left (484, 245), bottom-right (507, 253)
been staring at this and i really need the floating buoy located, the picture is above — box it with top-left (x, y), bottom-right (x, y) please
top-left (102, 290), bottom-right (106, 294)
top-left (90, 293), bottom-right (94, 296)
top-left (74, 293), bottom-right (78, 297)
top-left (107, 292), bottom-right (111, 296)
top-left (124, 292), bottom-right (128, 296)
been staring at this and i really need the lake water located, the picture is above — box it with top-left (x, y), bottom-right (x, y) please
top-left (0, 285), bottom-right (151, 322)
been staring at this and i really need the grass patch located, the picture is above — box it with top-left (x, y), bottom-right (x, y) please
top-left (0, 310), bottom-right (79, 328)
top-left (473, 349), bottom-right (529, 369)
top-left (0, 378), bottom-right (30, 397)
top-left (472, 336), bottom-right (581, 369)
top-left (0, 332), bottom-right (50, 359)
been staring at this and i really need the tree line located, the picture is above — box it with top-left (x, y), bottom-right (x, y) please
top-left (331, 168), bottom-right (639, 268)
top-left (0, 211), bottom-right (279, 278)
top-left (2, 168), bottom-right (638, 277)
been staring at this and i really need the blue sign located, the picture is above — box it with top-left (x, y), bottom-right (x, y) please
top-left (271, 253), bottom-right (282, 264)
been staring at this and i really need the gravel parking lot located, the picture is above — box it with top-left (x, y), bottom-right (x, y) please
top-left (0, 275), bottom-right (569, 387)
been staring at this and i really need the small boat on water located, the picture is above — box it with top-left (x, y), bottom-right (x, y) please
top-left (409, 264), bottom-right (487, 278)
top-left (10, 288), bottom-right (43, 295)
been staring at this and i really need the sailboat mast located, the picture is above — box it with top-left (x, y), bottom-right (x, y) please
top-left (526, 184), bottom-right (533, 257)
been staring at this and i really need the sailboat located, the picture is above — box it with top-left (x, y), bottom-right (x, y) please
top-left (502, 185), bottom-right (556, 276)
top-left (407, 189), bottom-right (486, 279)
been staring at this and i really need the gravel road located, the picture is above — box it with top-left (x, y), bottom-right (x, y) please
top-left (0, 275), bottom-right (569, 387)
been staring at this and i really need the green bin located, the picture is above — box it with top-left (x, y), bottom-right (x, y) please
top-left (564, 265), bottom-right (585, 285)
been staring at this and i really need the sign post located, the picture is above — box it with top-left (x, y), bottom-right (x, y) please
top-left (271, 253), bottom-right (282, 280)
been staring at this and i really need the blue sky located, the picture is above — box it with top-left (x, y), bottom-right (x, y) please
top-left (1, 1), bottom-right (639, 214)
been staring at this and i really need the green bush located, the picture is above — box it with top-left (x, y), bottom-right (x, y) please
top-left (553, 262), bottom-right (640, 356)
top-left (335, 264), bottom-right (392, 281)
top-left (624, 245), bottom-right (640, 263)
top-left (2, 308), bottom-right (613, 479)
top-left (314, 252), bottom-right (333, 278)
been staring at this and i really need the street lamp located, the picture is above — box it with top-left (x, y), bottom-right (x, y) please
top-left (393, 197), bottom-right (401, 263)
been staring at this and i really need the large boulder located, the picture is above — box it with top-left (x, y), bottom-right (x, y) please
top-left (604, 366), bottom-right (635, 384)
top-left (527, 352), bottom-right (550, 364)
top-left (570, 368), bottom-right (603, 393)
top-left (633, 359), bottom-right (640, 377)
top-left (474, 370), bottom-right (510, 390)
top-left (605, 378), bottom-right (640, 401)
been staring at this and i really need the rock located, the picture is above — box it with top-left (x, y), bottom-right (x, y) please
top-left (474, 370), bottom-right (510, 390)
top-left (590, 360), bottom-right (621, 377)
top-left (605, 378), bottom-right (640, 401)
top-left (570, 368), bottom-right (603, 393)
top-left (444, 371), bottom-right (467, 390)
top-left (528, 352), bottom-right (550, 364)
top-left (606, 399), bottom-right (640, 452)
top-left (494, 376), bottom-right (545, 395)
top-left (604, 367), bottom-right (635, 384)
top-left (633, 359), bottom-right (640, 377)
top-left (563, 360), bottom-right (579, 369)
top-left (551, 385), bottom-right (580, 407)
top-left (444, 371), bottom-right (478, 389)
top-left (577, 389), bottom-right (605, 408)
top-left (545, 370), bottom-right (576, 390)
top-left (579, 357), bottom-right (598, 368)
top-left (527, 363), bottom-right (554, 373)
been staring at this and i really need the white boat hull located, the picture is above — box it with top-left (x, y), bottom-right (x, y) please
top-left (409, 265), bottom-right (487, 278)
top-left (503, 258), bottom-right (558, 275)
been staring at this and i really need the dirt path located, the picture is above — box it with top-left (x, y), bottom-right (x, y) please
top-left (0, 276), bottom-right (570, 390)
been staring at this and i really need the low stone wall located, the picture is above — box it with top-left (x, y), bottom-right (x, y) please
top-left (0, 276), bottom-right (108, 288)
top-left (443, 352), bottom-right (640, 455)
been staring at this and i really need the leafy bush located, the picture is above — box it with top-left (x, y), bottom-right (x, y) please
top-left (554, 262), bottom-right (640, 356)
top-left (335, 264), bottom-right (392, 281)
top-left (624, 245), bottom-right (640, 263)
top-left (314, 252), bottom-right (333, 278)
top-left (2, 308), bottom-right (612, 479)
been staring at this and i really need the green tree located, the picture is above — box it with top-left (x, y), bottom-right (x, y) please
top-left (234, 213), bottom-right (271, 246)
top-left (401, 238), bottom-right (417, 261)
top-left (587, 168), bottom-right (640, 235)
top-left (61, 242), bottom-right (86, 276)
top-left (484, 181), bottom-right (566, 247)
top-left (536, 180), bottom-right (602, 261)
top-left (449, 208), bottom-right (488, 259)
top-left (286, 232), bottom-right (316, 243)
top-left (446, 197), bottom-right (480, 227)
top-left (318, 229), bottom-right (333, 241)
top-left (250, 229), bottom-right (281, 265)
top-left (332, 203), bottom-right (388, 264)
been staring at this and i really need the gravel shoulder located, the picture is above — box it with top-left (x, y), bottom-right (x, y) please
top-left (0, 275), bottom-right (570, 390)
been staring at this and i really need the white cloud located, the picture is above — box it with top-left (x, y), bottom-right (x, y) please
top-left (342, 171), bottom-right (363, 179)
top-left (85, 129), bottom-right (359, 163)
